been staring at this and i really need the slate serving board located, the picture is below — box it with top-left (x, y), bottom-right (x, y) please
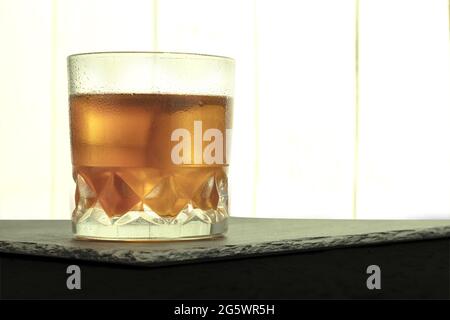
top-left (0, 217), bottom-right (449, 267)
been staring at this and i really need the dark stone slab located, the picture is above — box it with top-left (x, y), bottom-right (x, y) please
top-left (0, 218), bottom-right (450, 267)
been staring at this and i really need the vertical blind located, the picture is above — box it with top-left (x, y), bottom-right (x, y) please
top-left (0, 0), bottom-right (449, 219)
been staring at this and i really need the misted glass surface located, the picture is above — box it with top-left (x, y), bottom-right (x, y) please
top-left (68, 52), bottom-right (234, 240)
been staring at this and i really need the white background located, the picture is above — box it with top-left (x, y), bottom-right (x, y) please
top-left (0, 0), bottom-right (449, 219)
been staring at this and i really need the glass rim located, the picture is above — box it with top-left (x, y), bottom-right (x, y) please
top-left (67, 51), bottom-right (235, 62)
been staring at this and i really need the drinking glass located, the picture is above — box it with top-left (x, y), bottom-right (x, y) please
top-left (68, 52), bottom-right (234, 241)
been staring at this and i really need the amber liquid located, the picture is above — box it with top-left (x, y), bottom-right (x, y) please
top-left (70, 94), bottom-right (232, 218)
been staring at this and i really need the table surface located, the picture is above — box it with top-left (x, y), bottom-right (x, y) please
top-left (0, 217), bottom-right (450, 267)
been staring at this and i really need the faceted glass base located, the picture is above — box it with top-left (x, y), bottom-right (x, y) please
top-left (73, 207), bottom-right (227, 241)
top-left (71, 165), bottom-right (229, 241)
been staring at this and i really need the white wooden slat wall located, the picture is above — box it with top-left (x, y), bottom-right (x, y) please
top-left (0, 0), bottom-right (449, 219)
top-left (357, 0), bottom-right (450, 218)
top-left (0, 0), bottom-right (53, 218)
top-left (255, 0), bottom-right (356, 218)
